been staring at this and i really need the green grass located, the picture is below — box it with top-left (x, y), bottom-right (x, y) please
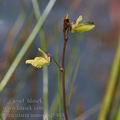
top-left (98, 37), bottom-right (120, 120)
top-left (116, 107), bottom-right (120, 120)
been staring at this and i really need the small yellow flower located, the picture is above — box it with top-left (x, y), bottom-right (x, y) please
top-left (71, 16), bottom-right (95, 33)
top-left (25, 48), bottom-right (50, 69)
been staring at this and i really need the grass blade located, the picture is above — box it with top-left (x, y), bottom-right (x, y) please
top-left (32, 0), bottom-right (49, 119)
top-left (98, 37), bottom-right (120, 120)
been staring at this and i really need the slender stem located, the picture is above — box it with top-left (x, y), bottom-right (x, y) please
top-left (116, 106), bottom-right (120, 120)
top-left (61, 16), bottom-right (70, 120)
top-left (98, 38), bottom-right (120, 120)
top-left (61, 41), bottom-right (68, 120)
top-left (51, 56), bottom-right (63, 71)
top-left (32, 0), bottom-right (49, 120)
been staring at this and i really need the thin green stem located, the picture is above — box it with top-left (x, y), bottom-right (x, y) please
top-left (98, 38), bottom-right (120, 120)
top-left (32, 0), bottom-right (49, 120)
top-left (32, 0), bottom-right (47, 50)
top-left (56, 35), bottom-right (63, 120)
top-left (116, 106), bottom-right (120, 120)
top-left (51, 56), bottom-right (62, 71)
top-left (32, 0), bottom-right (41, 19)
top-left (43, 66), bottom-right (49, 120)
top-left (68, 58), bottom-right (80, 106)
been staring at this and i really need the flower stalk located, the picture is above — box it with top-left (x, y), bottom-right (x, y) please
top-left (61, 16), bottom-right (71, 120)
top-left (60, 15), bottom-right (95, 120)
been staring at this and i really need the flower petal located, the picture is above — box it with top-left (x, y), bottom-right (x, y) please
top-left (26, 48), bottom-right (50, 69)
top-left (76, 16), bottom-right (83, 25)
top-left (71, 22), bottom-right (95, 33)
top-left (38, 48), bottom-right (48, 60)
top-left (26, 57), bottom-right (50, 69)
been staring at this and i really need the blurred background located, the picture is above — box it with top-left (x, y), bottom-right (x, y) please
top-left (0, 0), bottom-right (120, 120)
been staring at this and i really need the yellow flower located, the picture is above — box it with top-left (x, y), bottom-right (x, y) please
top-left (25, 48), bottom-right (50, 69)
top-left (71, 16), bottom-right (95, 33)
